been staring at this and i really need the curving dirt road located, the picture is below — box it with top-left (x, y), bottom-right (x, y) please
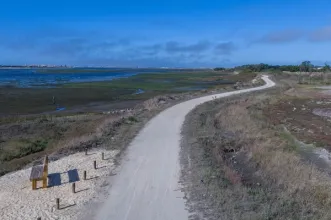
top-left (94, 76), bottom-right (275, 220)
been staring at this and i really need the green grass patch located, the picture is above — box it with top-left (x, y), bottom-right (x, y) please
top-left (0, 139), bottom-right (48, 161)
top-left (279, 128), bottom-right (301, 152)
top-left (0, 70), bottom-right (255, 115)
top-left (62, 71), bottom-right (232, 90)
top-left (128, 116), bottom-right (138, 123)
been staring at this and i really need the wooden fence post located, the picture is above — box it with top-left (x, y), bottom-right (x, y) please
top-left (56, 198), bottom-right (60, 210)
top-left (84, 171), bottom-right (87, 180)
top-left (102, 152), bottom-right (104, 160)
top-left (94, 161), bottom-right (97, 170)
top-left (72, 183), bottom-right (76, 193)
top-left (85, 147), bottom-right (88, 155)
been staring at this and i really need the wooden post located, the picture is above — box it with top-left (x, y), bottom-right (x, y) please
top-left (42, 178), bottom-right (47, 188)
top-left (85, 148), bottom-right (88, 155)
top-left (56, 198), bottom-right (60, 210)
top-left (94, 161), bottom-right (97, 170)
top-left (83, 171), bottom-right (87, 180)
top-left (72, 183), bottom-right (76, 193)
top-left (102, 152), bottom-right (104, 160)
top-left (42, 156), bottom-right (49, 188)
top-left (32, 180), bottom-right (37, 190)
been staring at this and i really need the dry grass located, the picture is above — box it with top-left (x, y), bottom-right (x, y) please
top-left (218, 99), bottom-right (331, 197)
top-left (181, 87), bottom-right (331, 220)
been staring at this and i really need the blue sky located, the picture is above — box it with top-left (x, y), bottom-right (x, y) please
top-left (0, 0), bottom-right (331, 67)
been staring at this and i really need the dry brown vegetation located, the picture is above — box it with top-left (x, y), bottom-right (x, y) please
top-left (181, 82), bottom-right (331, 219)
top-left (265, 86), bottom-right (331, 149)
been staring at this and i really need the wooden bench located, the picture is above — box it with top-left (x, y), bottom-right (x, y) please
top-left (29, 156), bottom-right (48, 190)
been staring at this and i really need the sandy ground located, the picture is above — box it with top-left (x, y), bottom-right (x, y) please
top-left (0, 149), bottom-right (119, 220)
top-left (92, 76), bottom-right (275, 220)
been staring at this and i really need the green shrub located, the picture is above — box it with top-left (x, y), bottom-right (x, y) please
top-left (128, 116), bottom-right (138, 123)
top-left (18, 140), bottom-right (48, 157)
top-left (1, 139), bottom-right (48, 162)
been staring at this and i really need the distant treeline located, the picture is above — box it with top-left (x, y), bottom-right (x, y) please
top-left (215, 61), bottom-right (330, 73)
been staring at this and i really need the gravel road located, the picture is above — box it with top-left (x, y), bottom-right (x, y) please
top-left (94, 75), bottom-right (275, 220)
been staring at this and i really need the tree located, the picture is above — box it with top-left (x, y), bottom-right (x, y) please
top-left (298, 61), bottom-right (313, 84)
top-left (322, 63), bottom-right (330, 72)
top-left (214, 67), bottom-right (226, 71)
top-left (322, 63), bottom-right (331, 84)
top-left (300, 61), bottom-right (313, 72)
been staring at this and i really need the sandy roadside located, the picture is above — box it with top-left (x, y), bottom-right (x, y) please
top-left (0, 149), bottom-right (118, 220)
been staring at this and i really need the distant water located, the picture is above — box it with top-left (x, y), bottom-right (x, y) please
top-left (0, 68), bottom-right (175, 88)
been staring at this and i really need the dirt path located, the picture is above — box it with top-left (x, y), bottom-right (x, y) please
top-left (93, 76), bottom-right (275, 220)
